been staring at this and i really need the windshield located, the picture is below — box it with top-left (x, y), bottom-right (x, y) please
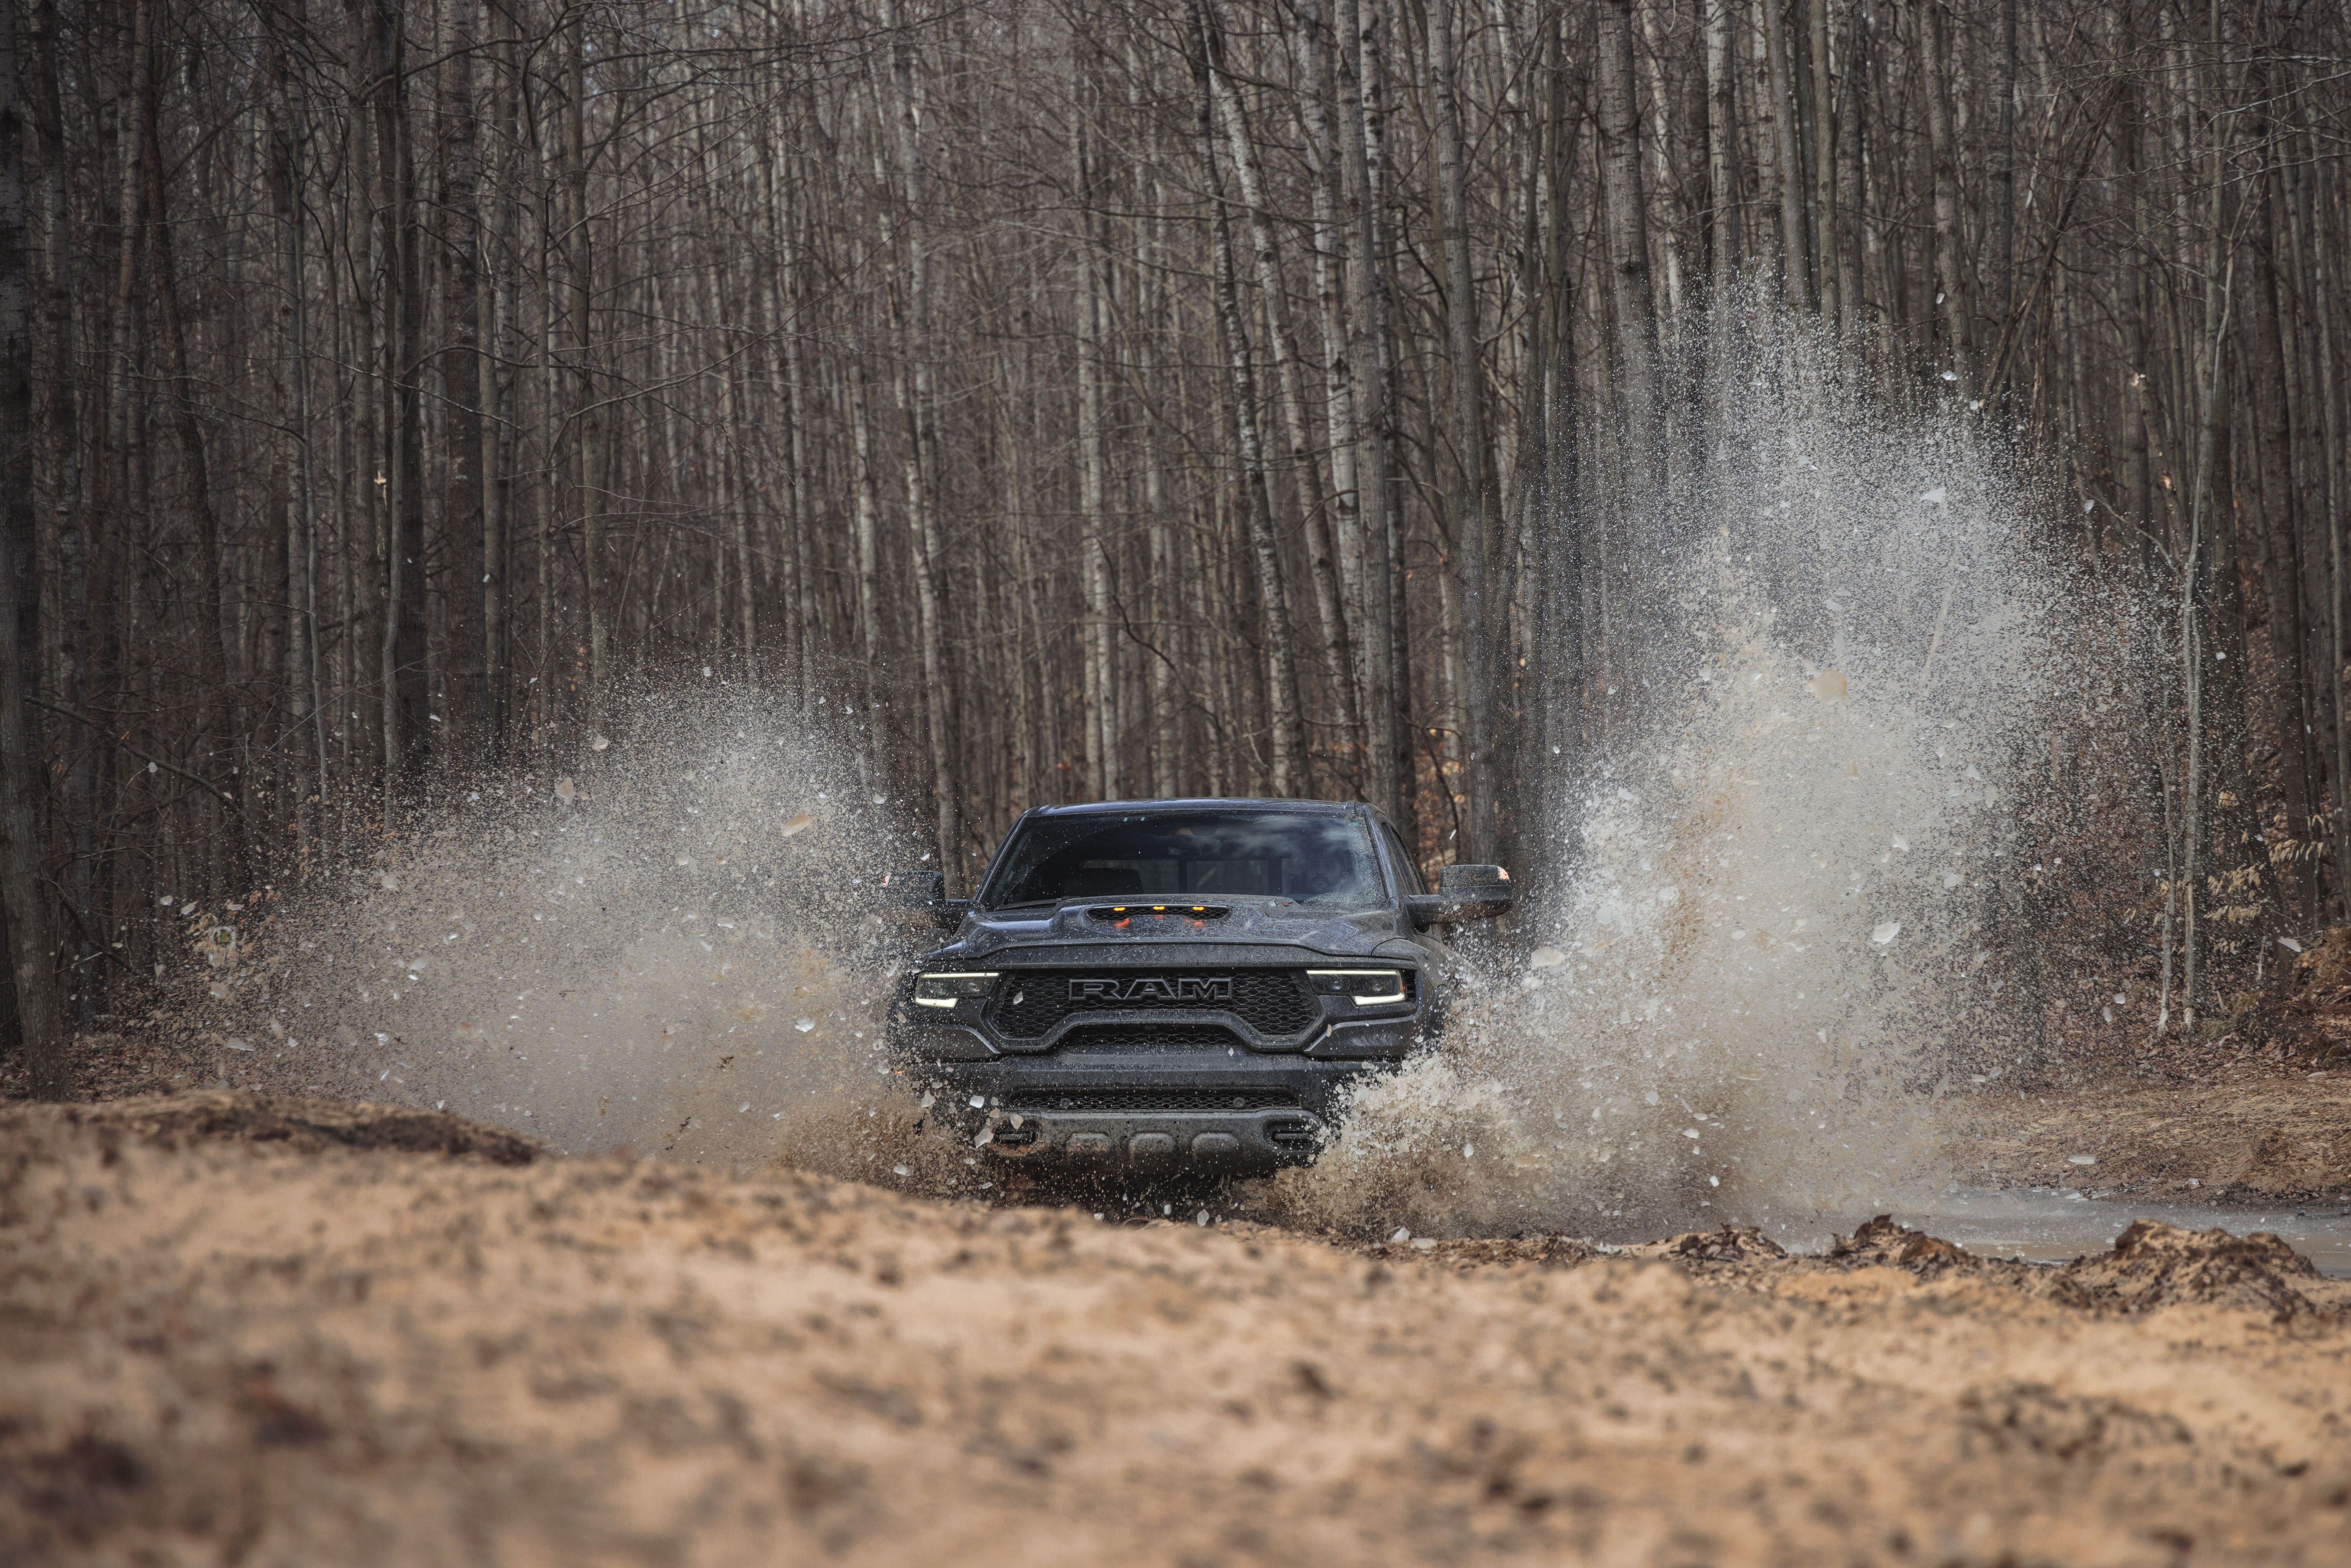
top-left (982, 811), bottom-right (1384, 909)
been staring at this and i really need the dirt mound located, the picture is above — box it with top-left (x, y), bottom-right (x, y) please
top-left (0, 1091), bottom-right (541, 1166)
top-left (1828, 1215), bottom-right (1976, 1274)
top-left (2055, 1219), bottom-right (2328, 1319)
top-left (1626, 1224), bottom-right (1789, 1266)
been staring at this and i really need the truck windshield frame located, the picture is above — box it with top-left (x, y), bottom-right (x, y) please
top-left (980, 811), bottom-right (1385, 910)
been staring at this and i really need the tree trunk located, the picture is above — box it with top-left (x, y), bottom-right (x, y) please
top-left (0, 0), bottom-right (67, 1097)
top-left (771, 135), bottom-right (811, 701)
top-left (263, 20), bottom-right (315, 860)
top-left (1917, 1), bottom-right (1969, 380)
top-left (440, 0), bottom-right (485, 760)
top-left (1204, 0), bottom-right (1357, 782)
top-left (1598, 0), bottom-right (1663, 474)
top-left (1986, 0), bottom-right (2019, 344)
top-left (1703, 0), bottom-right (1741, 294)
top-left (142, 29), bottom-right (240, 874)
top-left (1126, 65), bottom-right (1180, 802)
top-left (1338, 0), bottom-right (1399, 818)
top-left (882, 0), bottom-right (963, 883)
top-left (1808, 0), bottom-right (1839, 329)
top-left (1634, 0), bottom-right (1686, 326)
top-left (1195, 5), bottom-right (1305, 795)
top-left (1835, 0), bottom-right (1866, 348)
top-left (1072, 49), bottom-right (1116, 799)
top-left (847, 335), bottom-right (883, 736)
top-left (377, 0), bottom-right (427, 798)
top-left (480, 0), bottom-right (517, 768)
top-left (1429, 0), bottom-right (1494, 858)
top-left (567, 11), bottom-right (607, 733)
top-left (2246, 135), bottom-right (2311, 925)
top-left (1298, 0), bottom-right (1366, 793)
top-left (30, 0), bottom-right (90, 1011)
top-left (1759, 0), bottom-right (1812, 309)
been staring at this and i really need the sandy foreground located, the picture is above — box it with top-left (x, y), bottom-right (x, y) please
top-left (3, 1093), bottom-right (2348, 1568)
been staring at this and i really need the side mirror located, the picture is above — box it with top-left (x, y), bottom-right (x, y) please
top-left (881, 869), bottom-right (968, 931)
top-left (1406, 864), bottom-right (1513, 929)
top-left (883, 868), bottom-right (943, 908)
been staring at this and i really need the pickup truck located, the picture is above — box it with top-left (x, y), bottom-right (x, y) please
top-left (883, 798), bottom-right (1511, 1172)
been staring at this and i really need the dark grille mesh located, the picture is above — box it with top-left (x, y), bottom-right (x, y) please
top-left (1052, 1025), bottom-right (1246, 1053)
top-left (1003, 1086), bottom-right (1301, 1114)
top-left (990, 969), bottom-right (1317, 1039)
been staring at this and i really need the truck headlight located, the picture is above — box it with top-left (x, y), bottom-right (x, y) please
top-left (1307, 969), bottom-right (1408, 1005)
top-left (913, 971), bottom-right (998, 1008)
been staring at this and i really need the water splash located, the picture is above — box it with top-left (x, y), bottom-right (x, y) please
top-left (208, 680), bottom-right (958, 1180)
top-left (1263, 312), bottom-right (2087, 1242)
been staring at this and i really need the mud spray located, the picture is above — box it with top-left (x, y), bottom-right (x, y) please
top-left (1257, 311), bottom-right (2108, 1245)
top-left (203, 681), bottom-right (982, 1187)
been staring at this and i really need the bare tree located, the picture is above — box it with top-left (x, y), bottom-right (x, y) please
top-left (0, 0), bottom-right (65, 1097)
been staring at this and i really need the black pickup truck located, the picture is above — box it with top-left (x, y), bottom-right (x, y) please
top-left (882, 798), bottom-right (1511, 1172)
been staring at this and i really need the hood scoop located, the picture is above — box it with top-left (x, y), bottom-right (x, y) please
top-left (1085, 903), bottom-right (1231, 925)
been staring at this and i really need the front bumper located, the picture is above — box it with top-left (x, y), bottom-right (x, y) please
top-left (907, 1047), bottom-right (1395, 1173)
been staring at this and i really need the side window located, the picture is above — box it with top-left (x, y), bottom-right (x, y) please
top-left (1380, 823), bottom-right (1425, 895)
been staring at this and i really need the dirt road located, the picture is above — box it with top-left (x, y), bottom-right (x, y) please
top-left (4, 1094), bottom-right (2346, 1567)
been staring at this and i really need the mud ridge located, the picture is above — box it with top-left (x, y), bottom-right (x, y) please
top-left (0, 1090), bottom-right (542, 1166)
top-left (1368, 1213), bottom-right (2346, 1322)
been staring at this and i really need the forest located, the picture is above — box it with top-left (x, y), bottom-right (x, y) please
top-left (3, 0), bottom-right (2349, 1095)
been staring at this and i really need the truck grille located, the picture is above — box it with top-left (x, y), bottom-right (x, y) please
top-left (1003, 1087), bottom-right (1301, 1114)
top-left (1052, 1025), bottom-right (1247, 1053)
top-left (989, 969), bottom-right (1318, 1039)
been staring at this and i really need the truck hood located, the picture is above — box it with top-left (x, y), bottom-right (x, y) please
top-left (923, 899), bottom-right (1424, 965)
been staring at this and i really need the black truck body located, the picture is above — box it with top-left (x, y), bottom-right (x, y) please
top-left (883, 798), bottom-right (1510, 1173)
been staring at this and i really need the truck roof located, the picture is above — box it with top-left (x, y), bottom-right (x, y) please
top-left (1023, 798), bottom-right (1362, 818)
